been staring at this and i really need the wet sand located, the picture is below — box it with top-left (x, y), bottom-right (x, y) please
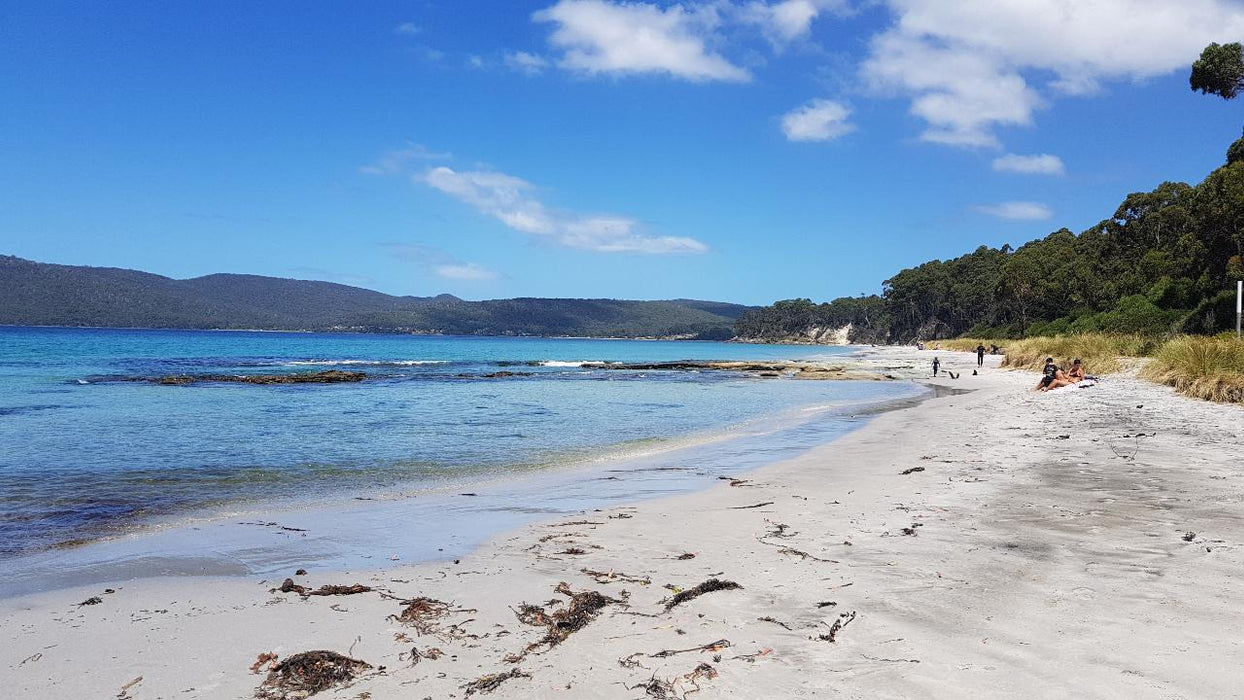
top-left (3, 348), bottom-right (1242, 699)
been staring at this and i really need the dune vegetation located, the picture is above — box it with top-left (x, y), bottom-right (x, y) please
top-left (934, 333), bottom-right (1244, 403)
top-left (1141, 335), bottom-right (1244, 403)
top-left (935, 334), bottom-right (1159, 374)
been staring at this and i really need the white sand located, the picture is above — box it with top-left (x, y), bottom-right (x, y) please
top-left (3, 348), bottom-right (1243, 699)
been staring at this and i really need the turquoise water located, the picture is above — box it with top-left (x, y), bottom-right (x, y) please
top-left (0, 327), bottom-right (914, 562)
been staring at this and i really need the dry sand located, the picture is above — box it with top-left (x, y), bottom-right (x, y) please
top-left (3, 348), bottom-right (1243, 699)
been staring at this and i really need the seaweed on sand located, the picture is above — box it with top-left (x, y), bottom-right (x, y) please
top-left (463, 668), bottom-right (530, 696)
top-left (254, 650), bottom-right (371, 700)
top-left (270, 579), bottom-right (372, 597)
top-left (508, 582), bottom-right (620, 659)
top-left (663, 579), bottom-right (742, 611)
top-left (388, 597), bottom-right (451, 636)
top-left (580, 567), bottom-right (651, 585)
top-left (630, 663), bottom-right (718, 699)
top-left (813, 611), bottom-right (857, 643)
top-left (307, 583), bottom-right (371, 596)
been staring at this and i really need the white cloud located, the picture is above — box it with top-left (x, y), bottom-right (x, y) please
top-left (992, 153), bottom-right (1064, 176)
top-left (974, 201), bottom-right (1053, 221)
top-left (360, 143), bottom-right (451, 176)
top-left (737, 0), bottom-right (847, 46)
top-left (434, 263), bottom-right (499, 281)
top-left (422, 166), bottom-right (708, 254)
top-left (505, 51), bottom-right (550, 75)
top-left (864, 0), bottom-right (1244, 147)
top-left (383, 244), bottom-right (500, 282)
top-left (395, 22), bottom-right (421, 35)
top-left (532, 0), bottom-right (750, 82)
top-left (781, 98), bottom-right (854, 141)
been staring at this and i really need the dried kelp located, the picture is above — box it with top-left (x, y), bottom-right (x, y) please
top-left (307, 584), bottom-right (371, 596)
top-left (630, 663), bottom-right (718, 699)
top-left (271, 579), bottom-right (371, 597)
top-left (255, 650), bottom-right (371, 700)
top-left (398, 646), bottom-right (443, 666)
top-left (648, 639), bottom-right (731, 658)
top-left (664, 579), bottom-right (742, 611)
top-left (463, 668), bottom-right (530, 696)
top-left (509, 582), bottom-right (619, 658)
top-left (580, 568), bottom-right (651, 585)
top-left (813, 611), bottom-right (857, 643)
top-left (250, 652), bottom-right (279, 674)
top-left (388, 597), bottom-right (451, 636)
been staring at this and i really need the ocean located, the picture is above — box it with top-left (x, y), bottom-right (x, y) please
top-left (0, 327), bottom-right (925, 592)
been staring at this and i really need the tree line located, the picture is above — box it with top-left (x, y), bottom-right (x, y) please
top-left (737, 142), bottom-right (1244, 344)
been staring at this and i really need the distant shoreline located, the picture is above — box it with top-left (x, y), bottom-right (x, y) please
top-left (0, 324), bottom-right (739, 342)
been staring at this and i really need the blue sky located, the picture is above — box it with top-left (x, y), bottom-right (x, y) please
top-left (4, 1), bottom-right (1244, 305)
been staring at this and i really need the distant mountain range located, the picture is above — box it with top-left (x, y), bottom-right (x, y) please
top-left (0, 256), bottom-right (749, 339)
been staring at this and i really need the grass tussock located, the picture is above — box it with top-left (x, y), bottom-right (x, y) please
top-left (933, 334), bottom-right (1158, 374)
top-left (1141, 335), bottom-right (1244, 403)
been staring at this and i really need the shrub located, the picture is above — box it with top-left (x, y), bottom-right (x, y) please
top-left (1142, 335), bottom-right (1244, 403)
top-left (1179, 290), bottom-right (1237, 334)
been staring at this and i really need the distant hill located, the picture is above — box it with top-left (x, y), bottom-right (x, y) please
top-left (0, 256), bottom-right (749, 339)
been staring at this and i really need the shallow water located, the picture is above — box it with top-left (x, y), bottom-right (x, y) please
top-left (0, 327), bottom-right (918, 569)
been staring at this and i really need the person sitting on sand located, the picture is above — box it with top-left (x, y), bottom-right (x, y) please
top-left (1034, 357), bottom-right (1063, 391)
top-left (1067, 358), bottom-right (1086, 382)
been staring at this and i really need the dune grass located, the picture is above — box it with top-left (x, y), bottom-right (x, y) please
top-left (932, 334), bottom-right (1158, 374)
top-left (932, 333), bottom-right (1244, 403)
top-left (1140, 335), bottom-right (1244, 403)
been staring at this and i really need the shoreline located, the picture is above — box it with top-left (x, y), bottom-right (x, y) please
top-left (0, 372), bottom-right (928, 599)
top-left (5, 347), bottom-right (1242, 698)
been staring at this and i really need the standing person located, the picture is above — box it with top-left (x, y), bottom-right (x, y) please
top-left (976, 344), bottom-right (986, 367)
top-left (932, 356), bottom-right (941, 377)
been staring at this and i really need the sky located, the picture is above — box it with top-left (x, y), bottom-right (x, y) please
top-left (4, 1), bottom-right (1244, 305)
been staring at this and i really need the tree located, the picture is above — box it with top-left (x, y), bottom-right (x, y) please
top-left (1228, 135), bottom-right (1244, 165)
top-left (1191, 42), bottom-right (1244, 99)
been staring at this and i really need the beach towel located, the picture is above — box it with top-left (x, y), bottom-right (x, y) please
top-left (1047, 379), bottom-right (1097, 394)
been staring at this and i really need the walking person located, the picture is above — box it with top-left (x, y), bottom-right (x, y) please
top-left (976, 344), bottom-right (986, 367)
top-left (932, 356), bottom-right (941, 377)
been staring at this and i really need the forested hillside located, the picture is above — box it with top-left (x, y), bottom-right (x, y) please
top-left (737, 138), bottom-right (1244, 344)
top-left (0, 256), bottom-right (747, 339)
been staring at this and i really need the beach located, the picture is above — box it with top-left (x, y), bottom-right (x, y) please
top-left (3, 347), bottom-right (1243, 699)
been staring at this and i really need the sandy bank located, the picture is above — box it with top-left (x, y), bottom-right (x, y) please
top-left (3, 348), bottom-right (1242, 699)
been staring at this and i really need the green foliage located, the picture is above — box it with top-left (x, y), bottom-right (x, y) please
top-left (1087, 295), bottom-right (1182, 334)
top-left (734, 295), bottom-right (890, 344)
top-left (1179, 289), bottom-right (1238, 334)
top-left (739, 139), bottom-right (1244, 344)
top-left (1227, 136), bottom-right (1244, 165)
top-left (1191, 42), bottom-right (1244, 99)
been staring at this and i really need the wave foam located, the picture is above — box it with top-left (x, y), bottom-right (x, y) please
top-left (538, 360), bottom-right (612, 368)
top-left (286, 359), bottom-right (449, 367)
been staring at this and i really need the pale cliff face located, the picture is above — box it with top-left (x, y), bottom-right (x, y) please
top-left (800, 323), bottom-right (852, 345)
